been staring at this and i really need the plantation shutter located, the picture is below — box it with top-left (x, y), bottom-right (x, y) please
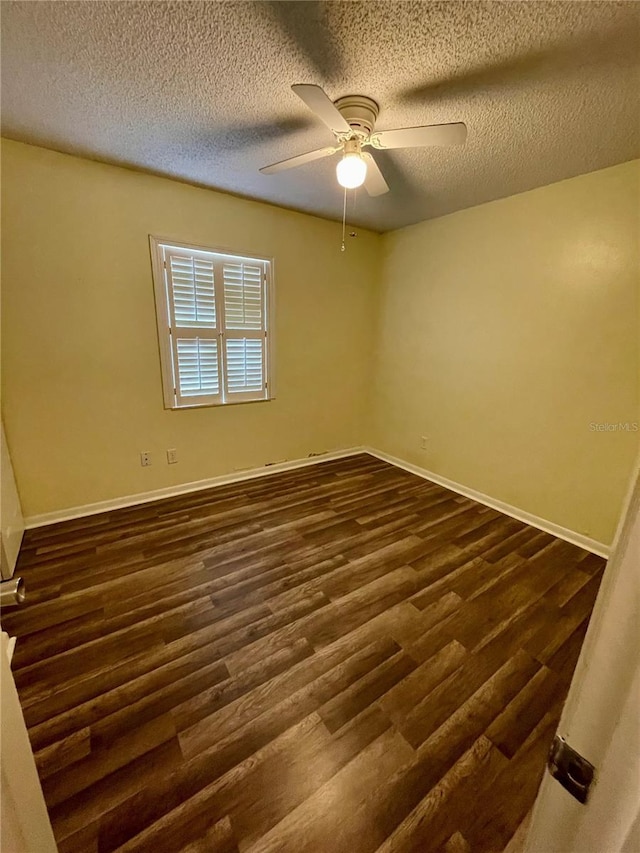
top-left (152, 238), bottom-right (271, 409)
top-left (164, 247), bottom-right (222, 406)
top-left (221, 261), bottom-right (268, 402)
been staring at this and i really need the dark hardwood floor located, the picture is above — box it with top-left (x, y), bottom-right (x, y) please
top-left (3, 453), bottom-right (606, 853)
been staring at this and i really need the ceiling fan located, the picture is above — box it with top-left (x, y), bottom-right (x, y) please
top-left (260, 84), bottom-right (467, 196)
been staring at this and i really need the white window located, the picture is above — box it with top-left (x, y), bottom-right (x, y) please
top-left (150, 237), bottom-right (273, 409)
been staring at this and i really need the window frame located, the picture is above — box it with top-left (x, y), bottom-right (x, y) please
top-left (149, 235), bottom-right (275, 410)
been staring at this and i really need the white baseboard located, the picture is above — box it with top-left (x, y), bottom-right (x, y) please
top-left (25, 444), bottom-right (610, 558)
top-left (365, 447), bottom-right (610, 559)
top-left (24, 447), bottom-right (366, 529)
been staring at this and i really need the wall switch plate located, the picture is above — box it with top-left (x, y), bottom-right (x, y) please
top-left (420, 436), bottom-right (429, 450)
top-left (166, 449), bottom-right (178, 465)
top-left (140, 451), bottom-right (152, 467)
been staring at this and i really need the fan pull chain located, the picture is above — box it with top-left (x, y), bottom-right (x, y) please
top-left (341, 185), bottom-right (347, 252)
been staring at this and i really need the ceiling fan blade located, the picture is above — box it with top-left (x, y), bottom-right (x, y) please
top-left (260, 145), bottom-right (338, 175)
top-left (371, 122), bottom-right (467, 150)
top-left (362, 153), bottom-right (389, 197)
top-left (291, 84), bottom-right (351, 135)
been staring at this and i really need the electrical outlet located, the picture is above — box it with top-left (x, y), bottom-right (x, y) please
top-left (420, 436), bottom-right (429, 450)
top-left (166, 448), bottom-right (178, 465)
top-left (140, 451), bottom-right (152, 467)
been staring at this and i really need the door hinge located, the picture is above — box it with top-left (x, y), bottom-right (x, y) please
top-left (548, 735), bottom-right (595, 804)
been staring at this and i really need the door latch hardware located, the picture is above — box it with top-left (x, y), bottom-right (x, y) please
top-left (548, 735), bottom-right (595, 804)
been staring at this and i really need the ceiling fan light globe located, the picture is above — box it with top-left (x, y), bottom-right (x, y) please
top-left (336, 153), bottom-right (367, 189)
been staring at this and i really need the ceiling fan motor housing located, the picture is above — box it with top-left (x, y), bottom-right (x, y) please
top-left (334, 95), bottom-right (379, 138)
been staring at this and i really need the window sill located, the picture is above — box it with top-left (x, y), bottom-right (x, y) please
top-left (166, 396), bottom-right (274, 411)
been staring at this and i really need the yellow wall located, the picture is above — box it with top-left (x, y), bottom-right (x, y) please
top-left (2, 140), bottom-right (638, 545)
top-left (1, 140), bottom-right (380, 516)
top-left (370, 161), bottom-right (640, 545)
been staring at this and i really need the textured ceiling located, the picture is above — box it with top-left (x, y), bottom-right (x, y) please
top-left (2, 1), bottom-right (639, 232)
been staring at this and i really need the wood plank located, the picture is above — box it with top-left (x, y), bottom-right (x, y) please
top-left (379, 640), bottom-right (467, 724)
top-left (43, 714), bottom-right (177, 809)
top-left (398, 649), bottom-right (541, 749)
top-left (178, 636), bottom-right (401, 760)
top-left (318, 651), bottom-right (417, 733)
top-left (6, 454), bottom-right (604, 853)
top-left (34, 728), bottom-right (92, 780)
top-left (463, 708), bottom-right (562, 852)
top-left (444, 833), bottom-right (471, 853)
top-left (375, 737), bottom-right (506, 853)
top-left (243, 729), bottom-right (416, 853)
top-left (486, 665), bottom-right (560, 758)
